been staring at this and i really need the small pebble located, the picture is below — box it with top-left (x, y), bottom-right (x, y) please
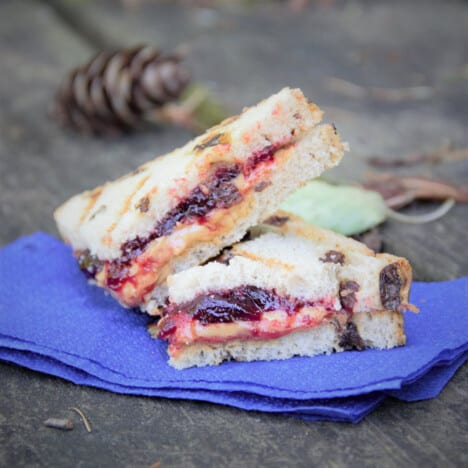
top-left (43, 418), bottom-right (74, 431)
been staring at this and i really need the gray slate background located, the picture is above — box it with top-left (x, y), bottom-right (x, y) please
top-left (0, 0), bottom-right (467, 466)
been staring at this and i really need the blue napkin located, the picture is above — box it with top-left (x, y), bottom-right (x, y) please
top-left (0, 233), bottom-right (467, 422)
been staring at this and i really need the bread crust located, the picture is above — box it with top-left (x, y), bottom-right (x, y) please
top-left (168, 310), bottom-right (405, 369)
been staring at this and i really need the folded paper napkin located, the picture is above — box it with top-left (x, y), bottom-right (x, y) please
top-left (0, 233), bottom-right (467, 423)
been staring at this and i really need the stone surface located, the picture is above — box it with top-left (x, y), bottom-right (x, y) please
top-left (0, 0), bottom-right (467, 466)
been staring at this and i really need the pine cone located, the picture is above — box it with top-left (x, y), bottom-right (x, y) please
top-left (53, 45), bottom-right (191, 135)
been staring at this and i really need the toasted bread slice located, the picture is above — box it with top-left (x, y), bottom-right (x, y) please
top-left (154, 214), bottom-right (413, 369)
top-left (54, 88), bottom-right (345, 313)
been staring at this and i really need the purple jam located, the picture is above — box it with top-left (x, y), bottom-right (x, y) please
top-left (83, 144), bottom-right (282, 290)
top-left (243, 145), bottom-right (275, 177)
top-left (106, 258), bottom-right (132, 291)
top-left (118, 163), bottom-right (241, 266)
top-left (175, 286), bottom-right (307, 325)
top-left (102, 163), bottom-right (242, 289)
top-left (156, 163), bottom-right (242, 236)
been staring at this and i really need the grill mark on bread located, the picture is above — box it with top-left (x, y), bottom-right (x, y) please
top-left (131, 166), bottom-right (147, 176)
top-left (231, 249), bottom-right (295, 271)
top-left (119, 175), bottom-right (151, 218)
top-left (88, 204), bottom-right (107, 221)
top-left (79, 187), bottom-right (103, 224)
top-left (102, 175), bottom-right (152, 243)
top-left (194, 133), bottom-right (231, 151)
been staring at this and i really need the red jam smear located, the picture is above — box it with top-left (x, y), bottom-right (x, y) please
top-left (119, 163), bottom-right (241, 263)
top-left (192, 286), bottom-right (291, 324)
top-left (104, 163), bottom-right (241, 291)
top-left (79, 163), bottom-right (240, 292)
top-left (243, 145), bottom-right (275, 177)
top-left (159, 285), bottom-right (334, 339)
top-left (106, 260), bottom-right (133, 291)
top-left (79, 143), bottom-right (285, 294)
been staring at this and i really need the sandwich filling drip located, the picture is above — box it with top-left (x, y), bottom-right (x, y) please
top-left (155, 285), bottom-right (341, 354)
top-left (76, 141), bottom-right (291, 304)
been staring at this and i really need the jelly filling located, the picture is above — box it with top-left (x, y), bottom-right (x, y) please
top-left (78, 144), bottom-right (282, 290)
top-left (78, 163), bottom-right (241, 286)
top-left (119, 163), bottom-right (242, 264)
top-left (159, 285), bottom-right (330, 339)
top-left (243, 145), bottom-right (276, 177)
top-left (192, 287), bottom-right (292, 325)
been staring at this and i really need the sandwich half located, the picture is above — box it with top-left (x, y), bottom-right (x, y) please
top-left (152, 212), bottom-right (415, 369)
top-left (54, 88), bottom-right (345, 314)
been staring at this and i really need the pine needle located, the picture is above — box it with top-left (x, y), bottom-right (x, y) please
top-left (69, 407), bottom-right (92, 433)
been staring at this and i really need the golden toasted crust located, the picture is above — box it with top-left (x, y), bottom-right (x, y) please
top-left (167, 310), bottom-right (406, 369)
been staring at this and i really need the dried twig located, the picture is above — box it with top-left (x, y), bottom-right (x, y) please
top-left (363, 174), bottom-right (468, 209)
top-left (325, 77), bottom-right (434, 102)
top-left (386, 198), bottom-right (456, 224)
top-left (368, 144), bottom-right (468, 168)
top-left (44, 418), bottom-right (74, 431)
top-left (325, 77), bottom-right (367, 99)
top-left (69, 407), bottom-right (92, 433)
top-left (150, 84), bottom-right (228, 133)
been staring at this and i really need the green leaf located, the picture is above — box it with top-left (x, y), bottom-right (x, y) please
top-left (280, 180), bottom-right (387, 235)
